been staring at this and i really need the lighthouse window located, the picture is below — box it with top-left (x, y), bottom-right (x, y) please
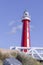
top-left (25, 13), bottom-right (27, 15)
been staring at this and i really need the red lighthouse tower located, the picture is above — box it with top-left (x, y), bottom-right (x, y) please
top-left (21, 10), bottom-right (31, 52)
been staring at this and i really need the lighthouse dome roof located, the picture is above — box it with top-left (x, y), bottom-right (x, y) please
top-left (22, 10), bottom-right (31, 21)
top-left (24, 10), bottom-right (29, 17)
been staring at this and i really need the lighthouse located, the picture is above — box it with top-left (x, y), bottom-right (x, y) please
top-left (21, 10), bottom-right (31, 52)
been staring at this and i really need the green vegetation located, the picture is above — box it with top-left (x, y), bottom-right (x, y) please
top-left (0, 49), bottom-right (42, 65)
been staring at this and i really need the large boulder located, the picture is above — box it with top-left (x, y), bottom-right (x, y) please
top-left (3, 57), bottom-right (22, 65)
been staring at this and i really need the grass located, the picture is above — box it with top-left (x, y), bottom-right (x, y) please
top-left (16, 52), bottom-right (41, 65)
top-left (0, 49), bottom-right (42, 65)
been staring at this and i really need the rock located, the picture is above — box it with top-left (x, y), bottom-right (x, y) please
top-left (3, 57), bottom-right (22, 65)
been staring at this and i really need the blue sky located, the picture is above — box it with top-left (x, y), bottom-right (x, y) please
top-left (0, 0), bottom-right (43, 48)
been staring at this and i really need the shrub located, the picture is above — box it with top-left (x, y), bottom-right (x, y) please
top-left (16, 52), bottom-right (41, 65)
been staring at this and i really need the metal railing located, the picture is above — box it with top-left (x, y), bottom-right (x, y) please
top-left (10, 46), bottom-right (43, 60)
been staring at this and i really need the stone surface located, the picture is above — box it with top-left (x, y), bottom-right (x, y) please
top-left (3, 57), bottom-right (22, 65)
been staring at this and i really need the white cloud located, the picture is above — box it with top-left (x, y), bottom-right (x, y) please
top-left (8, 24), bottom-right (22, 34)
top-left (8, 21), bottom-right (15, 26)
top-left (17, 24), bottom-right (22, 29)
top-left (30, 25), bottom-right (34, 31)
top-left (11, 27), bottom-right (17, 34)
